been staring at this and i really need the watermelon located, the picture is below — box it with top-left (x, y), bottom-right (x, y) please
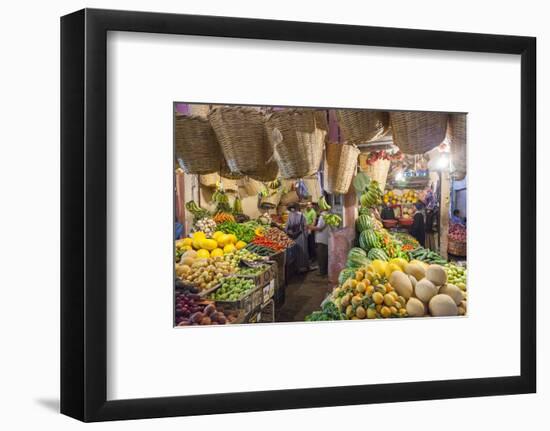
top-left (356, 214), bottom-right (375, 232)
top-left (367, 247), bottom-right (389, 261)
top-left (338, 268), bottom-right (356, 285)
top-left (347, 247), bottom-right (369, 268)
top-left (359, 229), bottom-right (380, 251)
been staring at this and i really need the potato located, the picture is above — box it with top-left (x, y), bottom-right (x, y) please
top-left (439, 284), bottom-right (463, 305)
top-left (426, 264), bottom-right (447, 286)
top-left (429, 294), bottom-right (458, 316)
top-left (458, 306), bottom-right (466, 315)
top-left (390, 271), bottom-right (413, 299)
top-left (460, 300), bottom-right (467, 311)
top-left (404, 263), bottom-right (426, 281)
top-left (415, 278), bottom-right (438, 303)
top-left (408, 275), bottom-right (417, 288)
top-left (406, 297), bottom-right (425, 317)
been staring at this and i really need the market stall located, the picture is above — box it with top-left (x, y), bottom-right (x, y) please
top-left (173, 104), bottom-right (467, 325)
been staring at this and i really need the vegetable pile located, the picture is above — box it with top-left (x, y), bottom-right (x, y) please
top-left (407, 247), bottom-right (447, 265)
top-left (263, 227), bottom-right (294, 248)
top-left (215, 221), bottom-right (257, 243)
top-left (209, 277), bottom-right (256, 301)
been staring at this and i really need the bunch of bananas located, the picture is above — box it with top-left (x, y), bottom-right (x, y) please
top-left (212, 183), bottom-right (231, 213)
top-left (324, 213), bottom-right (342, 227)
top-left (359, 180), bottom-right (383, 208)
top-left (185, 200), bottom-right (210, 220)
top-left (318, 196), bottom-right (332, 211)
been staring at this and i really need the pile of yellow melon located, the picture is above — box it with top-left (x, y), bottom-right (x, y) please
top-left (175, 231), bottom-right (247, 259)
top-left (332, 258), bottom-right (466, 319)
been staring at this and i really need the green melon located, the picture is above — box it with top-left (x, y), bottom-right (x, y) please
top-left (338, 268), bottom-right (356, 285)
top-left (367, 247), bottom-right (389, 261)
top-left (359, 229), bottom-right (380, 251)
top-left (356, 215), bottom-right (375, 232)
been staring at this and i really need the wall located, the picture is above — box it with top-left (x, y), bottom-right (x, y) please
top-left (0, 1), bottom-right (547, 430)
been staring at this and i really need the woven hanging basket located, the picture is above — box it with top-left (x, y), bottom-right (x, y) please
top-left (260, 190), bottom-right (282, 209)
top-left (447, 113), bottom-right (467, 180)
top-left (390, 112), bottom-right (449, 154)
top-left (363, 158), bottom-right (391, 192)
top-left (175, 114), bottom-right (222, 174)
top-left (208, 107), bottom-right (278, 181)
top-left (323, 142), bottom-right (360, 194)
top-left (336, 110), bottom-right (389, 144)
top-left (264, 109), bottom-right (326, 179)
top-left (240, 177), bottom-right (265, 197)
top-left (199, 173), bottom-right (239, 192)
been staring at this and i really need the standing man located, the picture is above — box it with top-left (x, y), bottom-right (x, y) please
top-left (310, 210), bottom-right (329, 277)
top-left (410, 202), bottom-right (426, 247)
top-left (304, 202), bottom-right (317, 263)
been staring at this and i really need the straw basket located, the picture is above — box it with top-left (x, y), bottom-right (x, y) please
top-left (199, 173), bottom-right (239, 192)
top-left (279, 190), bottom-right (299, 206)
top-left (175, 114), bottom-right (222, 174)
top-left (447, 113), bottom-right (467, 180)
top-left (390, 112), bottom-right (449, 154)
top-left (448, 239), bottom-right (467, 257)
top-left (323, 142), bottom-right (360, 194)
top-left (208, 107), bottom-right (278, 181)
top-left (336, 110), bottom-right (389, 144)
top-left (240, 177), bottom-right (265, 197)
top-left (264, 109), bottom-right (326, 179)
top-left (260, 190), bottom-right (282, 209)
top-left (362, 158), bottom-right (391, 191)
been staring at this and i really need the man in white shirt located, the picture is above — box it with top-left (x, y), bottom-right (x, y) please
top-left (310, 211), bottom-right (329, 276)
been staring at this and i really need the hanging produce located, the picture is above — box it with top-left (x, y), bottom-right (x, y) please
top-left (232, 196), bottom-right (243, 214)
top-left (318, 196), bottom-right (331, 211)
top-left (359, 180), bottom-right (383, 208)
top-left (212, 182), bottom-right (232, 213)
top-left (323, 213), bottom-right (342, 227)
top-left (185, 200), bottom-right (210, 221)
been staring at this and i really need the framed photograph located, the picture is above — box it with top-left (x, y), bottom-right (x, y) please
top-left (61, 8), bottom-right (536, 422)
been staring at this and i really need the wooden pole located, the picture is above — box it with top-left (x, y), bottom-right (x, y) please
top-left (439, 171), bottom-right (450, 259)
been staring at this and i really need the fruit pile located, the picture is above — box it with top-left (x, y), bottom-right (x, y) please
top-left (331, 262), bottom-right (409, 319)
top-left (238, 265), bottom-right (268, 276)
top-left (176, 230), bottom-right (247, 260)
top-left (176, 252), bottom-right (237, 292)
top-left (449, 223), bottom-right (467, 242)
top-left (444, 262), bottom-right (467, 292)
top-left (317, 259), bottom-right (466, 321)
top-left (323, 213), bottom-right (342, 227)
top-left (383, 189), bottom-right (418, 205)
top-left (209, 277), bottom-right (256, 301)
top-left (175, 292), bottom-right (238, 326)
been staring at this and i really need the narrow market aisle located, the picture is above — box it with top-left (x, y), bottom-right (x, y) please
top-left (276, 272), bottom-right (332, 322)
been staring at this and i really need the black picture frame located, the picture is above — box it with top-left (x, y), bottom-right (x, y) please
top-left (61, 8), bottom-right (536, 422)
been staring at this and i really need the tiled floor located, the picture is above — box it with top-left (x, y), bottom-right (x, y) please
top-left (275, 270), bottom-right (332, 322)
